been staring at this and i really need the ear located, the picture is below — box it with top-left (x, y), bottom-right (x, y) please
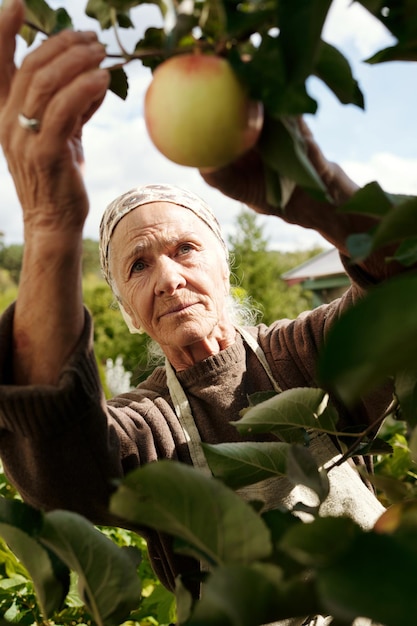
top-left (222, 259), bottom-right (231, 289)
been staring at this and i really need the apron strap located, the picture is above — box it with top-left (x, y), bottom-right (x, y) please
top-left (165, 358), bottom-right (212, 475)
top-left (236, 326), bottom-right (282, 393)
top-left (165, 327), bottom-right (282, 473)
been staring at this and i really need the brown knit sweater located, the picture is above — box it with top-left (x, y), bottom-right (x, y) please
top-left (0, 259), bottom-right (392, 592)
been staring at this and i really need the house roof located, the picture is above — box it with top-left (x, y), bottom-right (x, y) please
top-left (282, 247), bottom-right (346, 285)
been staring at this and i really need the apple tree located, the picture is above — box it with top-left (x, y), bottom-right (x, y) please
top-left (2, 0), bottom-right (417, 625)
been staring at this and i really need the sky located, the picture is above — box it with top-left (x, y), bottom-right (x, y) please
top-left (1, 0), bottom-right (416, 250)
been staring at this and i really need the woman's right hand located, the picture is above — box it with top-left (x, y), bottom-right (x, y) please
top-left (0, 0), bottom-right (110, 240)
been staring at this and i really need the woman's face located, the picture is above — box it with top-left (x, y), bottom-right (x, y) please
top-left (109, 202), bottom-right (232, 355)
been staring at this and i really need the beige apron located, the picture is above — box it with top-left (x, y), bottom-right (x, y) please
top-left (165, 327), bottom-right (385, 626)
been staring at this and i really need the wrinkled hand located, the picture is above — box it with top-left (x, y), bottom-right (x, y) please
top-left (0, 0), bottom-right (110, 238)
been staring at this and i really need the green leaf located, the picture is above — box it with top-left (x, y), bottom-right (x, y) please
top-left (134, 27), bottom-right (166, 71)
top-left (357, 437), bottom-right (393, 456)
top-left (356, 0), bottom-right (417, 45)
top-left (277, 0), bottom-right (333, 84)
top-left (223, 3), bottom-right (275, 40)
top-left (199, 0), bottom-right (227, 41)
top-left (377, 433), bottom-right (412, 480)
top-left (262, 507), bottom-right (302, 545)
top-left (409, 425), bottom-right (417, 464)
top-left (188, 564), bottom-right (281, 626)
top-left (392, 236), bottom-right (417, 266)
top-left (370, 473), bottom-right (411, 503)
top-left (370, 196), bottom-right (417, 251)
top-left (231, 36), bottom-right (286, 107)
top-left (342, 184), bottom-right (417, 261)
top-left (86, 0), bottom-right (134, 29)
top-left (20, 0), bottom-right (70, 45)
top-left (235, 388), bottom-right (336, 440)
top-left (246, 390), bottom-right (280, 407)
top-left (108, 67), bottom-right (129, 100)
top-left (202, 441), bottom-right (290, 489)
top-left (51, 8), bottom-right (72, 34)
top-left (366, 42), bottom-right (417, 63)
top-left (395, 367), bottom-right (417, 427)
top-left (339, 181), bottom-right (399, 218)
top-left (317, 272), bottom-right (417, 405)
top-left (317, 530), bottom-right (417, 625)
top-left (0, 498), bottom-right (69, 618)
top-left (187, 563), bottom-right (320, 625)
top-left (280, 515), bottom-right (360, 567)
top-left (258, 116), bottom-right (327, 205)
top-left (263, 164), bottom-right (284, 207)
top-left (358, 0), bottom-right (417, 64)
top-left (86, 0), bottom-right (115, 30)
top-left (346, 231), bottom-right (374, 263)
top-left (286, 444), bottom-right (330, 505)
top-left (231, 38), bottom-right (318, 117)
top-left (40, 510), bottom-right (142, 626)
top-left (110, 460), bottom-right (272, 567)
top-left (130, 583), bottom-right (176, 626)
top-left (314, 41), bottom-right (364, 108)
top-left (165, 13), bottom-right (197, 50)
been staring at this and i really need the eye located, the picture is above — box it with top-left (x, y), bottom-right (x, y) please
top-left (177, 243), bottom-right (194, 255)
top-left (131, 258), bottom-right (146, 273)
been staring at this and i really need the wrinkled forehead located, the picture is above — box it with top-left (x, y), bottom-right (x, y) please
top-left (99, 184), bottom-right (228, 282)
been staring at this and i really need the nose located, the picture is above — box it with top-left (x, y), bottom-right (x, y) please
top-left (154, 256), bottom-right (187, 295)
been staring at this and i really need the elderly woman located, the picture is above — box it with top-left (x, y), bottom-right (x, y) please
top-left (0, 0), bottom-right (400, 620)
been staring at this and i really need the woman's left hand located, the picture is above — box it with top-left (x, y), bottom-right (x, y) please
top-left (0, 0), bottom-right (110, 239)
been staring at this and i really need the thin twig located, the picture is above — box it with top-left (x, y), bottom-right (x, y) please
top-left (110, 7), bottom-right (131, 59)
top-left (326, 396), bottom-right (399, 471)
top-left (22, 18), bottom-right (215, 70)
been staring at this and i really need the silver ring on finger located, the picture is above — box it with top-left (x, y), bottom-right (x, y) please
top-left (18, 113), bottom-right (41, 133)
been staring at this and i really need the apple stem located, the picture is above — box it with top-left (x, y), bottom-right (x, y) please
top-left (110, 7), bottom-right (131, 60)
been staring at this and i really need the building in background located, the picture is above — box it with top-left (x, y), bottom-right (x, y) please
top-left (282, 248), bottom-right (350, 307)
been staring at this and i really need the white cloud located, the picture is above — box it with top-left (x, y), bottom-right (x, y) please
top-left (323, 0), bottom-right (395, 59)
top-left (342, 153), bottom-right (417, 195)
top-left (0, 171), bottom-right (22, 244)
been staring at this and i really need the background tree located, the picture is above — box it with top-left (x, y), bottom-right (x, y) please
top-left (0, 244), bottom-right (23, 285)
top-left (229, 207), bottom-right (319, 324)
top-left (83, 279), bottom-right (155, 388)
top-left (82, 238), bottom-right (104, 279)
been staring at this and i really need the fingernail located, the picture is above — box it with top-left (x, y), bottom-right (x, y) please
top-left (90, 42), bottom-right (106, 56)
top-left (92, 67), bottom-right (110, 84)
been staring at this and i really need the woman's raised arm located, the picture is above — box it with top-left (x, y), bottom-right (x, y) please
top-left (0, 0), bottom-right (109, 385)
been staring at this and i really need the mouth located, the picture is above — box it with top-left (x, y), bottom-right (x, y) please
top-left (159, 302), bottom-right (198, 319)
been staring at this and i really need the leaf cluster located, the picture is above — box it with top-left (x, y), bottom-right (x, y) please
top-left (20, 0), bottom-right (416, 207)
top-left (108, 440), bottom-right (417, 625)
top-left (0, 489), bottom-right (176, 626)
top-left (102, 384), bottom-right (417, 624)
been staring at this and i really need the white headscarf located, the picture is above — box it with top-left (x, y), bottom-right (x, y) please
top-left (99, 183), bottom-right (228, 284)
top-left (98, 183), bottom-right (229, 333)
